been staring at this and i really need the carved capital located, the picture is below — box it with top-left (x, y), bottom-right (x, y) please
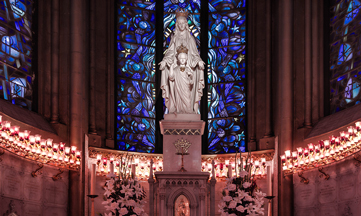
top-left (199, 194), bottom-right (206, 200)
top-left (159, 194), bottom-right (166, 200)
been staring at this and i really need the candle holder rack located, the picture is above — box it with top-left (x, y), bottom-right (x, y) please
top-left (52, 168), bottom-right (64, 181)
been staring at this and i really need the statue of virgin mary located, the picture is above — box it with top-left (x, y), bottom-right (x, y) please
top-left (159, 9), bottom-right (205, 114)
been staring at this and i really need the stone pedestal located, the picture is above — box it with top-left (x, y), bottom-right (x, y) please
top-left (155, 171), bottom-right (209, 216)
top-left (160, 114), bottom-right (205, 172)
top-left (149, 114), bottom-right (212, 216)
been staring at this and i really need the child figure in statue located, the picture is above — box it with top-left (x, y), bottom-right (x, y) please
top-left (168, 45), bottom-right (194, 114)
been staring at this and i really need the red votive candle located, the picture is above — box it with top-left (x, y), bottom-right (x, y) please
top-left (18, 132), bottom-right (24, 141)
top-left (59, 142), bottom-right (65, 151)
top-left (46, 139), bottom-right (53, 148)
top-left (29, 135), bottom-right (35, 145)
top-left (65, 147), bottom-right (70, 156)
top-left (53, 143), bottom-right (59, 152)
top-left (281, 155), bottom-right (286, 164)
top-left (76, 150), bottom-right (81, 159)
top-left (40, 140), bottom-right (46, 149)
top-left (23, 130), bottom-right (30, 139)
top-left (308, 143), bottom-right (314, 153)
top-left (35, 135), bottom-right (41, 144)
top-left (71, 146), bottom-right (76, 154)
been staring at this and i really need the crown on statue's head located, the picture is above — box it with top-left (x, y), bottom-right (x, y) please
top-left (176, 44), bottom-right (188, 54)
top-left (175, 8), bottom-right (189, 18)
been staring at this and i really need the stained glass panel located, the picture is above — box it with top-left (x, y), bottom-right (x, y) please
top-left (118, 0), bottom-right (156, 10)
top-left (208, 47), bottom-right (245, 84)
top-left (209, 0), bottom-right (245, 11)
top-left (208, 0), bottom-right (246, 153)
top-left (116, 116), bottom-right (156, 152)
top-left (0, 0), bottom-right (33, 109)
top-left (117, 7), bottom-right (156, 46)
top-left (208, 82), bottom-right (246, 119)
top-left (330, 0), bottom-right (361, 113)
top-left (117, 79), bottom-right (156, 118)
top-left (208, 118), bottom-right (246, 153)
top-left (117, 1), bottom-right (156, 152)
top-left (208, 11), bottom-right (246, 49)
top-left (117, 42), bottom-right (156, 82)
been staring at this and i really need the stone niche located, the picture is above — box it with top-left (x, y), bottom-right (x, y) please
top-left (155, 171), bottom-right (209, 216)
top-left (0, 151), bottom-right (68, 216)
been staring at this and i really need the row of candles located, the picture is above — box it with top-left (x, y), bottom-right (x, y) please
top-left (281, 121), bottom-right (361, 174)
top-left (201, 158), bottom-right (268, 177)
top-left (95, 154), bottom-right (162, 179)
top-left (0, 115), bottom-right (81, 169)
top-left (94, 153), bottom-right (268, 180)
top-left (89, 155), bottom-right (273, 200)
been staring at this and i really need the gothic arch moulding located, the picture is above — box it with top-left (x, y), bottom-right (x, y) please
top-left (166, 187), bottom-right (198, 208)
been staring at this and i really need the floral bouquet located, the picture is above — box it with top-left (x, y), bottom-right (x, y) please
top-left (219, 153), bottom-right (266, 216)
top-left (101, 177), bottom-right (147, 216)
top-left (100, 154), bottom-right (148, 216)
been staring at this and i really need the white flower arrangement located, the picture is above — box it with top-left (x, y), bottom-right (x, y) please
top-left (101, 154), bottom-right (148, 216)
top-left (101, 177), bottom-right (148, 216)
top-left (219, 154), bottom-right (266, 216)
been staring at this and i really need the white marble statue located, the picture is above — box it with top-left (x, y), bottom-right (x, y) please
top-left (159, 9), bottom-right (205, 114)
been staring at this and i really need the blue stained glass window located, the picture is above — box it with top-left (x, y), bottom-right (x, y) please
top-left (117, 115), bottom-right (156, 152)
top-left (116, 0), bottom-right (156, 153)
top-left (330, 0), bottom-right (361, 113)
top-left (208, 118), bottom-right (245, 153)
top-left (0, 0), bottom-right (33, 109)
top-left (208, 0), bottom-right (246, 153)
top-left (117, 0), bottom-right (247, 153)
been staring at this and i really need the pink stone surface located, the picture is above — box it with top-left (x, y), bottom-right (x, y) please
top-left (160, 115), bottom-right (205, 172)
top-left (164, 113), bottom-right (201, 121)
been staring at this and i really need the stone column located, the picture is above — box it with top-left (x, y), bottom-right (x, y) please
top-left (209, 179), bottom-right (216, 216)
top-left (248, 0), bottom-right (256, 145)
top-left (106, 0), bottom-right (115, 148)
top-left (200, 194), bottom-right (205, 216)
top-left (210, 160), bottom-right (216, 216)
top-left (264, 0), bottom-right (273, 137)
top-left (107, 0), bottom-right (114, 138)
top-left (50, 0), bottom-right (59, 123)
top-left (41, 0), bottom-right (52, 118)
top-left (89, 0), bottom-right (96, 134)
top-left (69, 0), bottom-right (85, 215)
top-left (318, 0), bottom-right (324, 118)
top-left (278, 0), bottom-right (293, 215)
top-left (304, 0), bottom-right (312, 128)
top-left (311, 0), bottom-right (319, 124)
top-left (148, 160), bottom-right (155, 216)
top-left (159, 194), bottom-right (166, 216)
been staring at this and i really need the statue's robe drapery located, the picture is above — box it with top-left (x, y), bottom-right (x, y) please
top-left (160, 31), bottom-right (204, 114)
top-left (169, 65), bottom-right (194, 113)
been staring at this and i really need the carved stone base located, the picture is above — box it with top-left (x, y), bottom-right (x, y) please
top-left (155, 171), bottom-right (209, 216)
top-left (105, 138), bottom-right (114, 149)
top-left (88, 134), bottom-right (102, 147)
top-left (259, 136), bottom-right (275, 150)
top-left (160, 114), bottom-right (205, 172)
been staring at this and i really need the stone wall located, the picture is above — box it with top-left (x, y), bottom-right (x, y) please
top-left (294, 156), bottom-right (361, 216)
top-left (0, 151), bottom-right (69, 216)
